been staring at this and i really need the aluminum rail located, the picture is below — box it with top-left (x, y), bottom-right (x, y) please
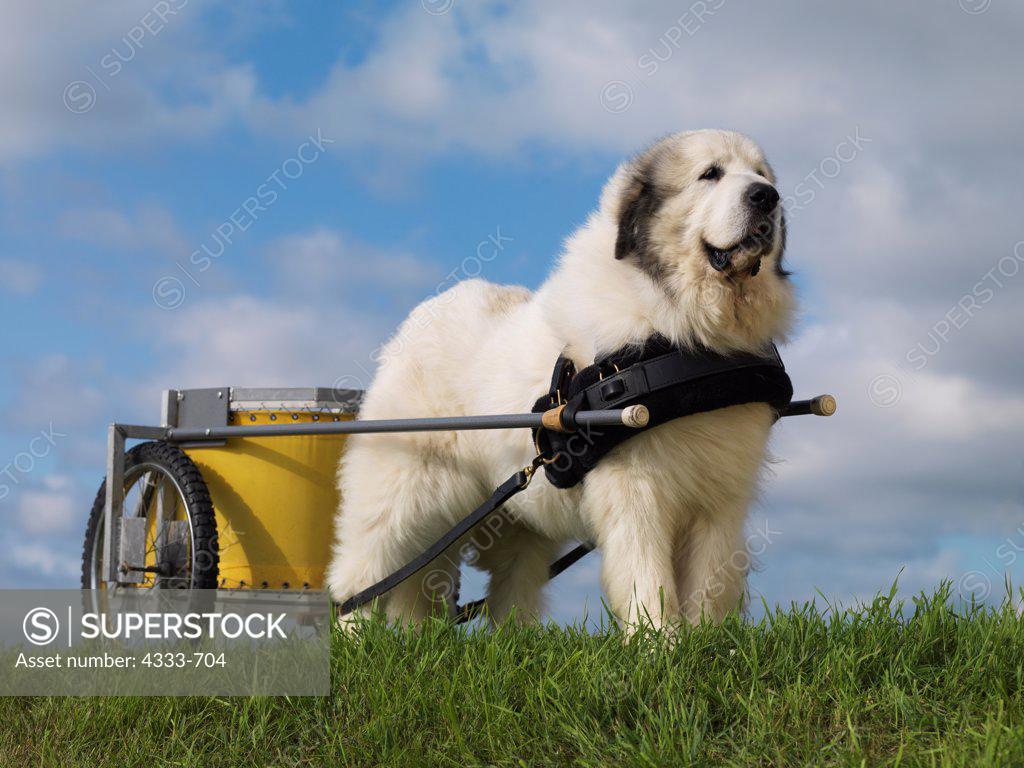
top-left (119, 395), bottom-right (834, 444)
top-left (160, 405), bottom-right (651, 442)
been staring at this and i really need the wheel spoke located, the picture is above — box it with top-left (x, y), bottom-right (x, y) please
top-left (132, 470), bottom-right (156, 519)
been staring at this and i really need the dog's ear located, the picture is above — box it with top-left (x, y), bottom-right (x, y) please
top-left (614, 169), bottom-right (658, 261)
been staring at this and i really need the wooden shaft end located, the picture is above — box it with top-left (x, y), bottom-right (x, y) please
top-left (812, 394), bottom-right (837, 417)
top-left (621, 404), bottom-right (650, 429)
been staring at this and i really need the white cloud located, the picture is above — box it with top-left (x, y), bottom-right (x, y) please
top-left (9, 542), bottom-right (80, 580)
top-left (0, 0), bottom-right (256, 164)
top-left (0, 259), bottom-right (43, 295)
top-left (265, 228), bottom-right (439, 294)
top-left (751, 303), bottom-right (1024, 605)
top-left (146, 294), bottom-right (388, 391)
top-left (247, 2), bottom-right (1023, 166)
top-left (58, 205), bottom-right (189, 257)
top-left (18, 476), bottom-right (77, 534)
top-left (3, 354), bottom-right (107, 430)
top-left (250, 2), bottom-right (654, 156)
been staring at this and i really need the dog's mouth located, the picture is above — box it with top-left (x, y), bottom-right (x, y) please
top-left (703, 226), bottom-right (775, 276)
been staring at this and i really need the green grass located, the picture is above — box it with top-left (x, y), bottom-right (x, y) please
top-left (2, 584), bottom-right (1023, 767)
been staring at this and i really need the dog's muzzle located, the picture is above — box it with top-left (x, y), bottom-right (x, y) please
top-left (703, 223), bottom-right (775, 276)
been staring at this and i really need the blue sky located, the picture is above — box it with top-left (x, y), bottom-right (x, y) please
top-left (1, 1), bottom-right (1023, 620)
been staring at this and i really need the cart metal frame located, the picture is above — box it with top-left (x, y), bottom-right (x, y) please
top-left (99, 386), bottom-right (835, 587)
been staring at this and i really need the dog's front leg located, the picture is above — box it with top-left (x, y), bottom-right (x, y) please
top-left (583, 470), bottom-right (679, 632)
top-left (675, 504), bottom-right (750, 624)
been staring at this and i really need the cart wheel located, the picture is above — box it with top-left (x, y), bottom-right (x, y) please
top-left (80, 441), bottom-right (219, 592)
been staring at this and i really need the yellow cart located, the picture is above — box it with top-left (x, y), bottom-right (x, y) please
top-left (81, 385), bottom-right (833, 602)
top-left (81, 387), bottom-right (361, 592)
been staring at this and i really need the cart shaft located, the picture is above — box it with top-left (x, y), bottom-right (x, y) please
top-left (161, 406), bottom-right (648, 442)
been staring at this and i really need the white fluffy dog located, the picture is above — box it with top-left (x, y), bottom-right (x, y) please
top-left (328, 130), bottom-right (795, 629)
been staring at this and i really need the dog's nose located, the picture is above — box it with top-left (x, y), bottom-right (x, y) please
top-left (745, 182), bottom-right (779, 214)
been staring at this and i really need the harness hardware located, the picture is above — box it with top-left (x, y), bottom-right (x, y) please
top-left (532, 334), bottom-right (794, 488)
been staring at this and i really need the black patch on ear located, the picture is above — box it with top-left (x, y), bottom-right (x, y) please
top-left (614, 165), bottom-right (667, 285)
top-left (774, 211), bottom-right (792, 278)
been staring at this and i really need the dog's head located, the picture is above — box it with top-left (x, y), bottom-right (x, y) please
top-left (606, 130), bottom-right (795, 348)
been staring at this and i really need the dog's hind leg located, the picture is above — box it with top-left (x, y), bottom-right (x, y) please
top-left (473, 521), bottom-right (560, 624)
top-left (328, 435), bottom-right (484, 626)
top-left (384, 551), bottom-right (462, 624)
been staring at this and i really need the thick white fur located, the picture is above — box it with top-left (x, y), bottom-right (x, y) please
top-left (328, 130), bottom-right (796, 629)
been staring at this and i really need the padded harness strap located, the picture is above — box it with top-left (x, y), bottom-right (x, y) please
top-left (579, 345), bottom-right (786, 410)
top-left (532, 335), bottom-right (793, 488)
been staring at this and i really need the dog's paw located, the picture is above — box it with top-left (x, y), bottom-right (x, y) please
top-left (334, 606), bottom-right (371, 636)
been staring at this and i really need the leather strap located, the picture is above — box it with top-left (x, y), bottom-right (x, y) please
top-left (548, 542), bottom-right (593, 578)
top-left (338, 461), bottom-right (539, 616)
top-left (454, 541), bottom-right (595, 623)
top-left (582, 344), bottom-right (785, 410)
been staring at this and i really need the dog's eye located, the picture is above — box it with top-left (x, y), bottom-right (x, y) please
top-left (698, 165), bottom-right (722, 182)
top-left (757, 168), bottom-right (769, 179)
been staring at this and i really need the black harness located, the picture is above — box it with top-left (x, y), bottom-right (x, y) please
top-left (340, 335), bottom-right (794, 618)
top-left (532, 335), bottom-right (793, 488)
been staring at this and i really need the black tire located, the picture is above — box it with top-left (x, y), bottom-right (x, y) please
top-left (81, 441), bottom-right (219, 590)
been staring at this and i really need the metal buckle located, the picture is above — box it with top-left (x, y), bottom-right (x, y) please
top-left (519, 454), bottom-right (546, 488)
top-left (530, 429), bottom-right (561, 475)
